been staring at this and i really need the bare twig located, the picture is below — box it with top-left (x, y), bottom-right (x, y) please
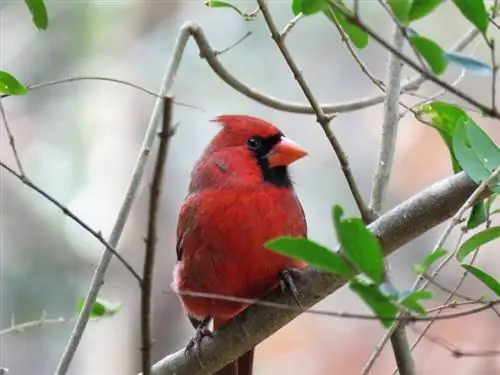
top-left (0, 100), bottom-right (25, 176)
top-left (1, 76), bottom-right (163, 99)
top-left (1, 313), bottom-right (73, 336)
top-left (410, 325), bottom-right (500, 358)
top-left (0, 161), bottom-right (141, 282)
top-left (160, 290), bottom-right (486, 322)
top-left (328, 9), bottom-right (384, 90)
top-left (147, 171), bottom-right (490, 375)
top-left (141, 97), bottom-right (173, 375)
top-left (488, 39), bottom-right (497, 111)
top-left (280, 13), bottom-right (304, 40)
top-left (214, 31), bottom-right (253, 56)
top-left (257, 0), bottom-right (375, 223)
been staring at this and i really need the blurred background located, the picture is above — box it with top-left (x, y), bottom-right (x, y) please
top-left (1, 1), bottom-right (500, 374)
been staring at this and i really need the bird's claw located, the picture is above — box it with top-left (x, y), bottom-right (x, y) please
top-left (280, 268), bottom-right (303, 309)
top-left (185, 317), bottom-right (213, 360)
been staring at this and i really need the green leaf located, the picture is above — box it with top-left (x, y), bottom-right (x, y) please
top-left (24, 0), bottom-right (48, 30)
top-left (0, 71), bottom-right (28, 95)
top-left (445, 52), bottom-right (493, 76)
top-left (293, 0), bottom-right (328, 15)
top-left (414, 249), bottom-right (448, 275)
top-left (388, 0), bottom-right (413, 24)
top-left (453, 120), bottom-right (491, 183)
top-left (398, 290), bottom-right (432, 315)
top-left (265, 237), bottom-right (354, 278)
top-left (453, 0), bottom-right (488, 34)
top-left (408, 0), bottom-right (443, 21)
top-left (462, 265), bottom-right (500, 296)
top-left (409, 34), bottom-right (448, 75)
top-left (350, 280), bottom-right (398, 328)
top-left (324, 1), bottom-right (369, 49)
top-left (418, 101), bottom-right (470, 173)
top-left (467, 202), bottom-right (488, 229)
top-left (332, 205), bottom-right (383, 283)
top-left (457, 226), bottom-right (500, 262)
top-left (205, 0), bottom-right (257, 19)
top-left (77, 297), bottom-right (121, 319)
top-left (465, 120), bottom-right (500, 172)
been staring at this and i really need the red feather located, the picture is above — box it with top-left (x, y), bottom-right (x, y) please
top-left (172, 115), bottom-right (307, 375)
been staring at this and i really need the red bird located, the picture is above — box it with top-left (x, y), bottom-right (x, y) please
top-left (172, 115), bottom-right (308, 375)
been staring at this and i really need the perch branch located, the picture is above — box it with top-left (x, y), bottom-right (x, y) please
top-left (146, 172), bottom-right (488, 375)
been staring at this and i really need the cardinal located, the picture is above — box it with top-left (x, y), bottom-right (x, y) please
top-left (172, 115), bottom-right (308, 375)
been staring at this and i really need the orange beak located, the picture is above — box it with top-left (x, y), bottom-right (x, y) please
top-left (267, 137), bottom-right (308, 167)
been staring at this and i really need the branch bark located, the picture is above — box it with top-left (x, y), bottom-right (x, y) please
top-left (367, 26), bottom-right (416, 375)
top-left (141, 97), bottom-right (174, 375)
top-left (146, 172), bottom-right (485, 375)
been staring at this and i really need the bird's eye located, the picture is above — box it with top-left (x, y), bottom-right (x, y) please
top-left (246, 136), bottom-right (262, 151)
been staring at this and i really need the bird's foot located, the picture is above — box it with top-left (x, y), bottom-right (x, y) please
top-left (185, 316), bottom-right (213, 360)
top-left (279, 268), bottom-right (303, 309)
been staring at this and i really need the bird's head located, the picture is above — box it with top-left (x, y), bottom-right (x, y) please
top-left (201, 114), bottom-right (308, 187)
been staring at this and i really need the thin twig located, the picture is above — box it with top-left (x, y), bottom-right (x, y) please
top-left (0, 161), bottom-right (141, 282)
top-left (257, 0), bottom-right (375, 223)
top-left (489, 39), bottom-right (497, 111)
top-left (141, 97), bottom-right (173, 375)
top-left (410, 325), bottom-right (500, 358)
top-left (0, 100), bottom-right (25, 176)
top-left (328, 9), bottom-right (385, 90)
top-left (280, 13), bottom-right (304, 40)
top-left (1, 313), bottom-right (74, 336)
top-left (170, 290), bottom-right (497, 323)
top-left (215, 31), bottom-right (253, 56)
top-left (0, 76), bottom-right (204, 112)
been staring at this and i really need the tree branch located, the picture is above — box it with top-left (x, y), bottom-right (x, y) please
top-left (366, 25), bottom-right (416, 375)
top-left (369, 27), bottom-right (405, 215)
top-left (180, 21), bottom-right (478, 115)
top-left (147, 172), bottom-right (487, 375)
top-left (141, 97), bottom-right (174, 375)
top-left (0, 100), bottom-right (25, 176)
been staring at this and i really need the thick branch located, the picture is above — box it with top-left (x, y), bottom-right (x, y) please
top-left (147, 172), bottom-right (484, 375)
